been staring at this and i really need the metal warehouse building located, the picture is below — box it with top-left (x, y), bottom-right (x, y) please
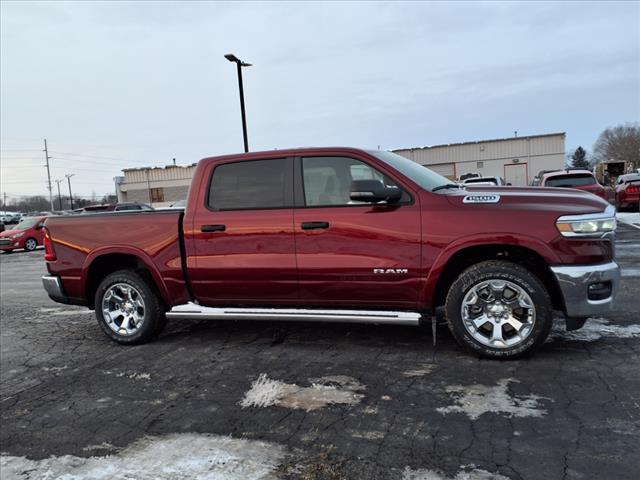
top-left (115, 132), bottom-right (566, 206)
top-left (393, 132), bottom-right (565, 186)
top-left (115, 164), bottom-right (196, 208)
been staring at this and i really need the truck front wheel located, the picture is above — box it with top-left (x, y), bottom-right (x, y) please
top-left (445, 260), bottom-right (552, 359)
top-left (94, 270), bottom-right (166, 345)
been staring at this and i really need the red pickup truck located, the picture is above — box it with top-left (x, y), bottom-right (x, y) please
top-left (42, 148), bottom-right (620, 358)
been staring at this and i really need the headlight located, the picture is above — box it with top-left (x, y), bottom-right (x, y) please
top-left (11, 232), bottom-right (25, 239)
top-left (556, 206), bottom-right (617, 237)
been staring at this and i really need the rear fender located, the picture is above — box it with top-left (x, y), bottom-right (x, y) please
top-left (81, 246), bottom-right (171, 306)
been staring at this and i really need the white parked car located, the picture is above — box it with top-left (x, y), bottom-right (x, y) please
top-left (462, 176), bottom-right (507, 187)
top-left (0, 212), bottom-right (21, 224)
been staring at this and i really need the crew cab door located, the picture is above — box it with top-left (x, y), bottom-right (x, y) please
top-left (186, 157), bottom-right (298, 305)
top-left (293, 155), bottom-right (422, 309)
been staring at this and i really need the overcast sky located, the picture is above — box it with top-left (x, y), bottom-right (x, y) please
top-left (1, 0), bottom-right (638, 200)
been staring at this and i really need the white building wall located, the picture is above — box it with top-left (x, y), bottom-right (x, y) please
top-left (117, 164), bottom-right (197, 208)
top-left (393, 133), bottom-right (565, 185)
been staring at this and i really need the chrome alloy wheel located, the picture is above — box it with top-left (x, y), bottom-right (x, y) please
top-left (461, 279), bottom-right (535, 348)
top-left (101, 283), bottom-right (145, 335)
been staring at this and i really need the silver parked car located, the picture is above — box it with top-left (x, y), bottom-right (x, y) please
top-left (462, 176), bottom-right (507, 187)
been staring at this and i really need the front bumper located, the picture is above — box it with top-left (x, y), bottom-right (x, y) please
top-left (550, 261), bottom-right (620, 318)
top-left (0, 238), bottom-right (20, 250)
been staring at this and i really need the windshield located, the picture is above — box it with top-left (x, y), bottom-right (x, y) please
top-left (14, 217), bottom-right (40, 229)
top-left (367, 150), bottom-right (452, 191)
top-left (545, 174), bottom-right (596, 187)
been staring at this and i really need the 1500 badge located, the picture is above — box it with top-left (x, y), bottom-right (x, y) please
top-left (462, 194), bottom-right (500, 204)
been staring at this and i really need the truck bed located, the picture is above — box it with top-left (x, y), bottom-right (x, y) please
top-left (44, 211), bottom-right (189, 308)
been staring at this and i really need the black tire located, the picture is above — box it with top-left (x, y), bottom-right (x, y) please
top-left (24, 237), bottom-right (38, 251)
top-left (94, 269), bottom-right (166, 345)
top-left (444, 260), bottom-right (552, 359)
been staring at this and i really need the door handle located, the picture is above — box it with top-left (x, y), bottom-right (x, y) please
top-left (301, 221), bottom-right (329, 230)
top-left (201, 224), bottom-right (226, 232)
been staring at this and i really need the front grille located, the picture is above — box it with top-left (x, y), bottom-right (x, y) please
top-left (0, 238), bottom-right (11, 246)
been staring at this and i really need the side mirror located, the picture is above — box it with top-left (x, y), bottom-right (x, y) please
top-left (350, 179), bottom-right (402, 204)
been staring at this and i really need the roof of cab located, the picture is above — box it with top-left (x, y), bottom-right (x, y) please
top-left (199, 147), bottom-right (370, 164)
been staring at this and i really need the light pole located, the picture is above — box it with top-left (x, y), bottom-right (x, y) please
top-left (65, 174), bottom-right (75, 210)
top-left (224, 53), bottom-right (252, 153)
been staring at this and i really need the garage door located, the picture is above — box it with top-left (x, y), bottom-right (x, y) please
top-left (425, 163), bottom-right (455, 180)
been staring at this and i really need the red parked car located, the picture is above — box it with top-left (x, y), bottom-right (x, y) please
top-left (615, 173), bottom-right (640, 210)
top-left (0, 216), bottom-right (47, 253)
top-left (41, 148), bottom-right (619, 359)
top-left (539, 169), bottom-right (610, 201)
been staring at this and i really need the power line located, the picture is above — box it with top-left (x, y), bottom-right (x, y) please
top-left (0, 149), bottom-right (41, 152)
top-left (1, 158), bottom-right (124, 169)
top-left (1, 180), bottom-right (105, 185)
top-left (49, 151), bottom-right (152, 165)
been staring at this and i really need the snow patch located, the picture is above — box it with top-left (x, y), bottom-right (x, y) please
top-left (38, 307), bottom-right (93, 316)
top-left (82, 442), bottom-right (117, 452)
top-left (42, 366), bottom-right (68, 373)
top-left (402, 364), bottom-right (436, 377)
top-left (403, 466), bottom-right (511, 480)
top-left (116, 372), bottom-right (151, 380)
top-left (552, 317), bottom-right (640, 342)
top-left (437, 378), bottom-right (549, 420)
top-left (616, 211), bottom-right (640, 229)
top-left (350, 431), bottom-right (386, 440)
top-left (621, 268), bottom-right (640, 277)
top-left (0, 433), bottom-right (285, 480)
top-left (240, 374), bottom-right (364, 412)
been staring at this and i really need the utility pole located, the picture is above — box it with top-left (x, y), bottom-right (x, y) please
top-left (2, 192), bottom-right (6, 209)
top-left (55, 179), bottom-right (64, 211)
top-left (65, 174), bottom-right (75, 210)
top-left (43, 139), bottom-right (54, 211)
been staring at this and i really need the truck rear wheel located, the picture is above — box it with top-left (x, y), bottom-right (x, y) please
top-left (444, 260), bottom-right (552, 359)
top-left (94, 270), bottom-right (166, 345)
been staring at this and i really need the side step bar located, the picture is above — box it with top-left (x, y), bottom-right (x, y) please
top-left (166, 302), bottom-right (422, 326)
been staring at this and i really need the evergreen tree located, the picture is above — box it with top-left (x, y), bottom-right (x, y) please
top-left (570, 146), bottom-right (590, 169)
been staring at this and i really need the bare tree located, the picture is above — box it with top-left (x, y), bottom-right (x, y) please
top-left (592, 123), bottom-right (640, 167)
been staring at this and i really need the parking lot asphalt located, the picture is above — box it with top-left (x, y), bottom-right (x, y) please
top-left (1, 220), bottom-right (639, 480)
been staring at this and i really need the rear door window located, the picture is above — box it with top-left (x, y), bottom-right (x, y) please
top-left (208, 158), bottom-right (291, 210)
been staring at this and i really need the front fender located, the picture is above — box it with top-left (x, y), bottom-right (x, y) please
top-left (422, 233), bottom-right (561, 307)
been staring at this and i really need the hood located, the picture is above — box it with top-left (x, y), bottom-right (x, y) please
top-left (444, 185), bottom-right (609, 215)
top-left (0, 228), bottom-right (25, 237)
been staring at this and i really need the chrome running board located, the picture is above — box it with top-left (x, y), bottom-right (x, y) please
top-left (166, 302), bottom-right (422, 325)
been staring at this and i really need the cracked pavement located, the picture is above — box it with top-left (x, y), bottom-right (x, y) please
top-left (1, 224), bottom-right (639, 479)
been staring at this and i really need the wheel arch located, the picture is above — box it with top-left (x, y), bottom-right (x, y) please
top-left (427, 241), bottom-right (564, 313)
top-left (82, 247), bottom-right (170, 310)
